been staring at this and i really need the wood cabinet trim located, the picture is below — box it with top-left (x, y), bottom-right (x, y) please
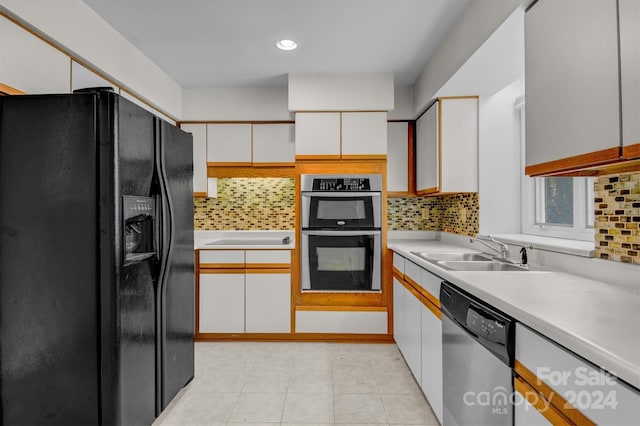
top-left (622, 143), bottom-right (640, 159)
top-left (420, 295), bottom-right (442, 320)
top-left (525, 147), bottom-right (621, 176)
top-left (208, 161), bottom-right (253, 167)
top-left (515, 360), bottom-right (596, 426)
top-left (514, 376), bottom-right (574, 426)
top-left (296, 306), bottom-right (387, 312)
top-left (208, 165), bottom-right (298, 178)
top-left (252, 162), bottom-right (296, 167)
top-left (195, 332), bottom-right (395, 343)
top-left (194, 191), bottom-right (207, 198)
top-left (416, 187), bottom-right (439, 196)
top-left (199, 265), bottom-right (245, 272)
top-left (0, 82), bottom-right (25, 95)
top-left (244, 268), bottom-right (290, 274)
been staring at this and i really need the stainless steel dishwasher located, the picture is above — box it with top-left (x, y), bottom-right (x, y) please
top-left (440, 281), bottom-right (515, 426)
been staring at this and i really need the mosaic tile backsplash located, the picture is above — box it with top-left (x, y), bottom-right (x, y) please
top-left (194, 178), bottom-right (295, 230)
top-left (194, 178), bottom-right (479, 236)
top-left (387, 193), bottom-right (479, 237)
top-left (594, 172), bottom-right (640, 264)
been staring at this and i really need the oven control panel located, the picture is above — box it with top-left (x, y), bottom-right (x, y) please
top-left (312, 178), bottom-right (371, 191)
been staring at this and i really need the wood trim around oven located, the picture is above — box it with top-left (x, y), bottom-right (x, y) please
top-left (524, 147), bottom-right (621, 176)
top-left (622, 143), bottom-right (640, 160)
top-left (514, 360), bottom-right (596, 426)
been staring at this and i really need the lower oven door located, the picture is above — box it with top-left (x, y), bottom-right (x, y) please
top-left (301, 230), bottom-right (381, 291)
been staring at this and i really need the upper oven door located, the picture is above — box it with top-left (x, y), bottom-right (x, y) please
top-left (301, 192), bottom-right (381, 229)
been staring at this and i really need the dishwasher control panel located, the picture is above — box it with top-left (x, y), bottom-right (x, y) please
top-left (466, 306), bottom-right (507, 344)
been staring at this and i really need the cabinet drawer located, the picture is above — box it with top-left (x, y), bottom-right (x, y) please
top-left (420, 269), bottom-right (441, 303)
top-left (404, 261), bottom-right (422, 287)
top-left (199, 250), bottom-right (244, 266)
top-left (392, 252), bottom-right (405, 276)
top-left (245, 250), bottom-right (291, 266)
top-left (516, 323), bottom-right (640, 425)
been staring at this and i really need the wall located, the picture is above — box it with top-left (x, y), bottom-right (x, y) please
top-left (387, 194), bottom-right (479, 237)
top-left (595, 172), bottom-right (640, 264)
top-left (412, 0), bottom-right (521, 115)
top-left (194, 178), bottom-right (295, 230)
top-left (0, 0), bottom-right (182, 118)
top-left (182, 87), bottom-right (292, 121)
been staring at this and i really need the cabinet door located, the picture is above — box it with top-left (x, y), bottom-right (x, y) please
top-left (295, 112), bottom-right (341, 158)
top-left (387, 122), bottom-right (410, 194)
top-left (440, 97), bottom-right (478, 193)
top-left (180, 124), bottom-right (207, 195)
top-left (393, 278), bottom-right (406, 350)
top-left (0, 16), bottom-right (70, 94)
top-left (404, 286), bottom-right (422, 384)
top-left (525, 0), bottom-right (620, 171)
top-left (415, 103), bottom-right (438, 194)
top-left (252, 123), bottom-right (295, 165)
top-left (207, 123), bottom-right (252, 165)
top-left (620, 0), bottom-right (640, 157)
top-left (199, 272), bottom-right (245, 333)
top-left (341, 112), bottom-right (387, 157)
top-left (514, 380), bottom-right (552, 426)
top-left (420, 303), bottom-right (443, 424)
top-left (245, 273), bottom-right (291, 333)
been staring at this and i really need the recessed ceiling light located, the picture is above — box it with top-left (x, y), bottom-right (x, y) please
top-left (276, 39), bottom-right (298, 51)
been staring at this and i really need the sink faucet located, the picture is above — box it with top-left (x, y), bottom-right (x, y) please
top-left (470, 235), bottom-right (510, 261)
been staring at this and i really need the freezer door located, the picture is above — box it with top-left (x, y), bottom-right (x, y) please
top-left (157, 120), bottom-right (195, 412)
top-left (0, 94), bottom-right (100, 425)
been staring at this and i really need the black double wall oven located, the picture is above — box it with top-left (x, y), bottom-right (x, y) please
top-left (301, 174), bottom-right (382, 292)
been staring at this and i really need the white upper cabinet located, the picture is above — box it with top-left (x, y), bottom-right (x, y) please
top-left (71, 61), bottom-right (113, 93)
top-left (341, 112), bottom-right (387, 157)
top-left (416, 103), bottom-right (438, 194)
top-left (180, 123), bottom-right (208, 195)
top-left (295, 112), bottom-right (341, 158)
top-left (387, 121), bottom-right (410, 194)
top-left (524, 0), bottom-right (621, 174)
top-left (0, 15), bottom-right (69, 94)
top-left (416, 98), bottom-right (478, 195)
top-left (295, 111), bottom-right (387, 159)
top-left (620, 0), bottom-right (640, 158)
top-left (207, 123), bottom-right (252, 165)
top-left (252, 123), bottom-right (295, 165)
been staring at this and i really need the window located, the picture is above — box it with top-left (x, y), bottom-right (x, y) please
top-left (523, 176), bottom-right (594, 241)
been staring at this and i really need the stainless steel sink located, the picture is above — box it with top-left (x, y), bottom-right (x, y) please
top-left (437, 261), bottom-right (529, 271)
top-left (411, 252), bottom-right (494, 262)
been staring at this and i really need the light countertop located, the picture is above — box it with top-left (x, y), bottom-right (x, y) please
top-left (388, 239), bottom-right (640, 390)
top-left (194, 230), bottom-right (295, 250)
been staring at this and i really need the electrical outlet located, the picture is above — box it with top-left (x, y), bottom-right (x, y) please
top-left (460, 207), bottom-right (467, 222)
top-left (422, 208), bottom-right (430, 220)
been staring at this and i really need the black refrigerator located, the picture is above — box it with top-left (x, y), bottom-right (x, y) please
top-left (0, 88), bottom-right (195, 425)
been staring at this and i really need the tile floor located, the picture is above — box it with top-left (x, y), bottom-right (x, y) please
top-left (153, 342), bottom-right (439, 425)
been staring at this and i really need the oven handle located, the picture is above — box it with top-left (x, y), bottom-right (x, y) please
top-left (301, 191), bottom-right (381, 198)
top-left (301, 229), bottom-right (381, 236)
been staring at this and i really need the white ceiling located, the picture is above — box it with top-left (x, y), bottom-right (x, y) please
top-left (82, 0), bottom-right (473, 89)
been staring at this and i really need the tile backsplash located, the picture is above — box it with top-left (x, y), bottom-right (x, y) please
top-left (387, 193), bottom-right (479, 236)
top-left (594, 172), bottom-right (640, 264)
top-left (194, 177), bottom-right (479, 236)
top-left (194, 178), bottom-right (295, 230)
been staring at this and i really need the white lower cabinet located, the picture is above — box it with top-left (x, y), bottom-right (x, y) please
top-left (198, 249), bottom-right (291, 334)
top-left (393, 254), bottom-right (444, 423)
top-left (515, 323), bottom-right (640, 425)
top-left (421, 303), bottom-right (443, 424)
top-left (404, 286), bottom-right (422, 384)
top-left (199, 272), bottom-right (245, 333)
top-left (245, 273), bottom-right (291, 333)
top-left (514, 386), bottom-right (552, 426)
